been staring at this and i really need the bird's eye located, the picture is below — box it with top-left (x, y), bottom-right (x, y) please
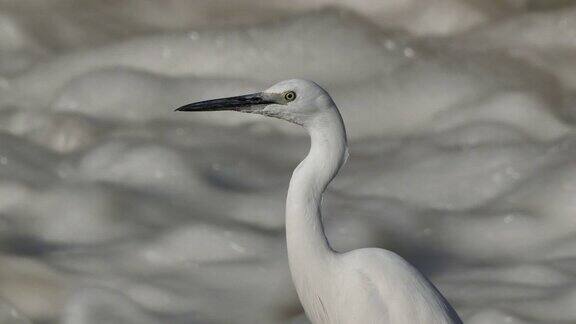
top-left (284, 91), bottom-right (296, 102)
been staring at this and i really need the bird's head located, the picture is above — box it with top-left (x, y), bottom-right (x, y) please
top-left (175, 79), bottom-right (335, 126)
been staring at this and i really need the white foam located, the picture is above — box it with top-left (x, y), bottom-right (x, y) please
top-left (0, 1), bottom-right (575, 323)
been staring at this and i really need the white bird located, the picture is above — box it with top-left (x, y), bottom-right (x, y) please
top-left (176, 79), bottom-right (462, 324)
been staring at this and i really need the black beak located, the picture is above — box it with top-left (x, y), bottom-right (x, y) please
top-left (175, 92), bottom-right (274, 112)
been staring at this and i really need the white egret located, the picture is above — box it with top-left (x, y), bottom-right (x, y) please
top-left (176, 79), bottom-right (462, 324)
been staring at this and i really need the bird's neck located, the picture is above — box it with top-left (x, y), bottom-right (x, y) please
top-left (286, 110), bottom-right (348, 274)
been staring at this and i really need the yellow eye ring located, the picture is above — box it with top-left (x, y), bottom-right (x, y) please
top-left (284, 91), bottom-right (296, 102)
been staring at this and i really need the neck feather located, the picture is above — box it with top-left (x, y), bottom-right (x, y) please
top-left (286, 109), bottom-right (348, 269)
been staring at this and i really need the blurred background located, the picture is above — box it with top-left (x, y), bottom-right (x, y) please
top-left (1, 0), bottom-right (576, 323)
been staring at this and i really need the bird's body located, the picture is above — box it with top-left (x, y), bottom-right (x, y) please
top-left (177, 79), bottom-right (462, 324)
top-left (292, 248), bottom-right (460, 324)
